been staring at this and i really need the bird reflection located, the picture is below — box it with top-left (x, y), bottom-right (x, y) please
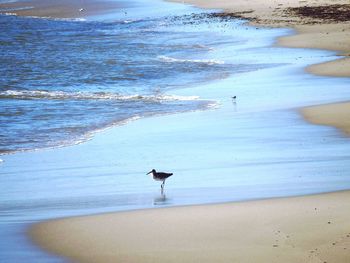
top-left (153, 191), bottom-right (168, 206)
top-left (231, 96), bottom-right (237, 112)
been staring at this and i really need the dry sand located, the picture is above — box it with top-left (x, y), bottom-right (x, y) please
top-left (171, 0), bottom-right (350, 135)
top-left (171, 0), bottom-right (350, 77)
top-left (278, 23), bottom-right (350, 77)
top-left (30, 191), bottom-right (350, 263)
top-left (302, 102), bottom-right (350, 135)
top-left (0, 0), bottom-right (125, 18)
top-left (6, 1), bottom-right (350, 261)
top-left (2, 0), bottom-right (349, 134)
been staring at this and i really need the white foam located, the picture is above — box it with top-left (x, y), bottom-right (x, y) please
top-left (3, 12), bottom-right (16, 16)
top-left (1, 12), bottom-right (87, 22)
top-left (0, 6), bottom-right (34, 12)
top-left (158, 55), bottom-right (224, 65)
top-left (193, 44), bottom-right (214, 51)
top-left (0, 90), bottom-right (200, 102)
top-left (123, 20), bottom-right (134, 24)
top-left (35, 16), bottom-right (87, 22)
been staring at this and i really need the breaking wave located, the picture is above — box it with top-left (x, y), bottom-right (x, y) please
top-left (0, 90), bottom-right (200, 102)
top-left (0, 6), bottom-right (34, 12)
top-left (157, 55), bottom-right (225, 65)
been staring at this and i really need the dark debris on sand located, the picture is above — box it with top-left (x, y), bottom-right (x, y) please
top-left (207, 11), bottom-right (254, 20)
top-left (167, 11), bottom-right (254, 26)
top-left (285, 4), bottom-right (350, 23)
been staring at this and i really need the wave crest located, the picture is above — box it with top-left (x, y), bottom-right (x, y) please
top-left (0, 90), bottom-right (199, 102)
top-left (157, 55), bottom-right (224, 65)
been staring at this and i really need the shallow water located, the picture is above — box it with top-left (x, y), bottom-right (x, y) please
top-left (1, 0), bottom-right (350, 262)
top-left (2, 3), bottom-right (268, 154)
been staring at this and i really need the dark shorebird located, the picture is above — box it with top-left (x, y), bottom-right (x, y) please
top-left (147, 169), bottom-right (173, 191)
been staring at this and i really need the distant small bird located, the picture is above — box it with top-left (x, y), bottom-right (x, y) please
top-left (79, 8), bottom-right (84, 12)
top-left (147, 169), bottom-right (173, 190)
top-left (232, 95), bottom-right (236, 99)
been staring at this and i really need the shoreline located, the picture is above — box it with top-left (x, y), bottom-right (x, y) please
top-left (2, 0), bottom-right (349, 135)
top-left (30, 190), bottom-right (350, 263)
top-left (0, 0), bottom-right (126, 19)
top-left (2, 0), bottom-right (350, 262)
top-left (301, 101), bottom-right (350, 136)
top-left (170, 0), bottom-right (350, 135)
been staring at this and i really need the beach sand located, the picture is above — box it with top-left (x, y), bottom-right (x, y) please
top-left (302, 102), bottom-right (350, 135)
top-left (0, 0), bottom-right (125, 18)
top-left (11, 0), bottom-right (350, 262)
top-left (278, 24), bottom-right (350, 78)
top-left (30, 191), bottom-right (350, 263)
top-left (170, 0), bottom-right (350, 135)
top-left (2, 0), bottom-right (349, 134)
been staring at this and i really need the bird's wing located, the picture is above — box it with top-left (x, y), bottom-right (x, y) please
top-left (158, 172), bottom-right (173, 179)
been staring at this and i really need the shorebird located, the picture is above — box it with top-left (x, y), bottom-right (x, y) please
top-left (147, 169), bottom-right (173, 191)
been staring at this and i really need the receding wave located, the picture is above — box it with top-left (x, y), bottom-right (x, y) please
top-left (0, 6), bottom-right (34, 12)
top-left (157, 55), bottom-right (225, 65)
top-left (0, 90), bottom-right (200, 102)
top-left (1, 12), bottom-right (86, 21)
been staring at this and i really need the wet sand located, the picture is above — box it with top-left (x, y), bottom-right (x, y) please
top-left (0, 0), bottom-right (125, 18)
top-left (4, 0), bottom-right (349, 262)
top-left (2, 0), bottom-right (349, 135)
top-left (170, 0), bottom-right (350, 135)
top-left (30, 190), bottom-right (350, 263)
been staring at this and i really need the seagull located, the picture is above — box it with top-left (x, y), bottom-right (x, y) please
top-left (147, 169), bottom-right (173, 191)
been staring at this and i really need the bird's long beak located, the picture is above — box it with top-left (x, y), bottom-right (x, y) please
top-left (146, 171), bottom-right (152, 175)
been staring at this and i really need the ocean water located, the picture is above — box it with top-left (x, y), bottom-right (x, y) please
top-left (0, 0), bottom-right (305, 155)
top-left (1, 0), bottom-right (350, 262)
top-left (0, 10), bottom-right (228, 154)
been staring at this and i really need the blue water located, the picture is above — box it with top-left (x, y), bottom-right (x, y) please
top-left (1, 6), bottom-right (271, 154)
top-left (1, 0), bottom-right (350, 262)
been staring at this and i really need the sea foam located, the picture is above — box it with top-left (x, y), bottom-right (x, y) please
top-left (158, 55), bottom-right (225, 65)
top-left (0, 90), bottom-right (200, 102)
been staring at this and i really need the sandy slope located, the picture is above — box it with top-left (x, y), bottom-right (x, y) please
top-left (30, 191), bottom-right (350, 263)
